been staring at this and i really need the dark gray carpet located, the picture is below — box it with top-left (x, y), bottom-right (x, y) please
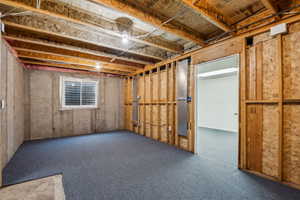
top-left (197, 127), bottom-right (238, 167)
top-left (3, 131), bottom-right (300, 200)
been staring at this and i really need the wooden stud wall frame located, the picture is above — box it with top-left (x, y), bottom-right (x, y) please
top-left (124, 20), bottom-right (300, 190)
top-left (124, 59), bottom-right (192, 151)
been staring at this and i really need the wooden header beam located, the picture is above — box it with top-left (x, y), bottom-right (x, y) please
top-left (180, 0), bottom-right (231, 32)
top-left (25, 64), bottom-right (128, 76)
top-left (16, 49), bottom-right (136, 73)
top-left (0, 0), bottom-right (183, 53)
top-left (90, 0), bottom-right (206, 46)
top-left (260, 0), bottom-right (278, 14)
top-left (22, 61), bottom-right (130, 75)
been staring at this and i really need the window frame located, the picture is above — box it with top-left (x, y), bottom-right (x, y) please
top-left (60, 76), bottom-right (99, 110)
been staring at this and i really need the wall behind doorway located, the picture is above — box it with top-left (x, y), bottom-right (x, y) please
top-left (196, 55), bottom-right (239, 133)
top-left (197, 74), bottom-right (239, 133)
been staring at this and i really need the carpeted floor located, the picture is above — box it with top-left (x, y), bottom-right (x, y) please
top-left (3, 131), bottom-right (300, 200)
top-left (197, 127), bottom-right (238, 167)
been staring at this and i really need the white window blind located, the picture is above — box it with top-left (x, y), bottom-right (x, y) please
top-left (61, 77), bottom-right (98, 109)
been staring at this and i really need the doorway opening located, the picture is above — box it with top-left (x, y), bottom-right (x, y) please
top-left (195, 55), bottom-right (239, 167)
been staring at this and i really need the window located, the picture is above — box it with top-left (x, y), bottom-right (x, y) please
top-left (60, 77), bottom-right (98, 109)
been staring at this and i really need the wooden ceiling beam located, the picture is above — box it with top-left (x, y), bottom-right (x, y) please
top-left (3, 34), bottom-right (149, 65)
top-left (5, 36), bottom-right (143, 69)
top-left (89, 0), bottom-right (206, 46)
top-left (3, 16), bottom-right (165, 61)
top-left (15, 49), bottom-right (136, 73)
top-left (0, 0), bottom-right (183, 53)
top-left (260, 0), bottom-right (278, 14)
top-left (180, 0), bottom-right (231, 32)
top-left (21, 60), bottom-right (130, 76)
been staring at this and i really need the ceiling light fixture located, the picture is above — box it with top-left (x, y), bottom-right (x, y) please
top-left (122, 31), bottom-right (129, 44)
top-left (198, 67), bottom-right (238, 78)
top-left (95, 63), bottom-right (102, 70)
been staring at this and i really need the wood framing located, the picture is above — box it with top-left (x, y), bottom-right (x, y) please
top-left (180, 0), bottom-right (231, 32)
top-left (4, 35), bottom-right (145, 68)
top-left (260, 0), bottom-right (278, 14)
top-left (0, 0), bottom-right (183, 53)
top-left (3, 19), bottom-right (164, 62)
top-left (89, 0), bottom-right (206, 46)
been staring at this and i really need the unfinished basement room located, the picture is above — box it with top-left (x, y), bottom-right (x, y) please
top-left (1, 0), bottom-right (300, 199)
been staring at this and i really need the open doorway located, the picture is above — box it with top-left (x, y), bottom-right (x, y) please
top-left (195, 55), bottom-right (239, 167)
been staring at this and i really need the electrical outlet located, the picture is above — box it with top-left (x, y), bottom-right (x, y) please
top-left (168, 126), bottom-right (172, 132)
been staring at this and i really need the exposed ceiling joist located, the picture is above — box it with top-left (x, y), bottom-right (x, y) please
top-left (0, 0), bottom-right (183, 53)
top-left (16, 49), bottom-right (136, 73)
top-left (89, 0), bottom-right (207, 46)
top-left (4, 35), bottom-right (149, 66)
top-left (3, 15), bottom-right (166, 60)
top-left (21, 60), bottom-right (130, 75)
top-left (5, 35), bottom-right (143, 69)
top-left (260, 0), bottom-right (278, 14)
top-left (180, 0), bottom-right (231, 32)
top-left (3, 21), bottom-right (163, 63)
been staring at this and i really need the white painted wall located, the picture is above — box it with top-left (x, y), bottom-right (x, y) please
top-left (196, 55), bottom-right (239, 133)
top-left (197, 75), bottom-right (238, 132)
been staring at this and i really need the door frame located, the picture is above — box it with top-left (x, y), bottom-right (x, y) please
top-left (194, 54), bottom-right (241, 167)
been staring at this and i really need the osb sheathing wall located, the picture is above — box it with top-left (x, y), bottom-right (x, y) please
top-left (26, 70), bottom-right (124, 140)
top-left (0, 40), bottom-right (26, 185)
top-left (125, 20), bottom-right (300, 190)
top-left (124, 62), bottom-right (194, 152)
top-left (242, 22), bottom-right (300, 189)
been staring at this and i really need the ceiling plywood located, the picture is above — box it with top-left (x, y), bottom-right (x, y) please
top-left (125, 0), bottom-right (219, 37)
top-left (204, 0), bottom-right (265, 24)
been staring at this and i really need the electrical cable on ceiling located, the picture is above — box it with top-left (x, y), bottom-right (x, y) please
top-left (205, 4), bottom-right (300, 43)
top-left (180, 4), bottom-right (300, 55)
top-left (110, 8), bottom-right (189, 62)
top-left (0, 9), bottom-right (32, 19)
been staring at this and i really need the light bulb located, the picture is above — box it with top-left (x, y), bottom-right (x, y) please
top-left (122, 32), bottom-right (129, 44)
top-left (95, 63), bottom-right (102, 70)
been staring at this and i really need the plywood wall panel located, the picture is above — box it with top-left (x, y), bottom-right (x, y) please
top-left (246, 105), bottom-right (262, 171)
top-left (160, 70), bottom-right (167, 101)
top-left (152, 73), bottom-right (159, 102)
top-left (246, 46), bottom-right (257, 100)
top-left (179, 137), bottom-right (188, 150)
top-left (152, 105), bottom-right (159, 140)
top-left (283, 105), bottom-right (300, 185)
top-left (138, 76), bottom-right (144, 102)
top-left (262, 39), bottom-right (279, 100)
top-left (168, 68), bottom-right (174, 101)
top-left (145, 75), bottom-right (151, 102)
top-left (262, 105), bottom-right (279, 178)
top-left (283, 30), bottom-right (300, 99)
